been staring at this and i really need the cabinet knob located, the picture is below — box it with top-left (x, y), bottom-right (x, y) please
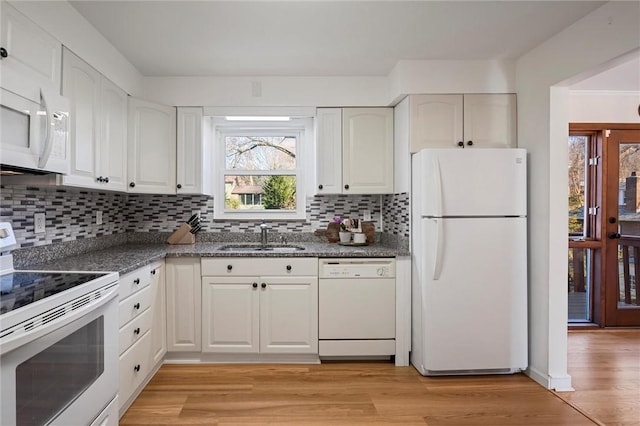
top-left (252, 282), bottom-right (258, 288)
top-left (177, 184), bottom-right (182, 189)
top-left (344, 184), bottom-right (350, 190)
top-left (318, 184), bottom-right (323, 190)
top-left (134, 327), bottom-right (141, 335)
top-left (261, 283), bottom-right (267, 289)
top-left (0, 47), bottom-right (7, 59)
top-left (134, 364), bottom-right (141, 372)
top-left (134, 278), bottom-right (140, 285)
top-left (286, 265), bottom-right (292, 271)
top-left (134, 303), bottom-right (141, 310)
top-left (129, 182), bottom-right (136, 188)
top-left (104, 177), bottom-right (109, 183)
top-left (227, 264), bottom-right (233, 271)
top-left (96, 176), bottom-right (103, 183)
top-left (151, 269), bottom-right (156, 275)
top-left (457, 141), bottom-right (464, 147)
top-left (467, 140), bottom-right (473, 146)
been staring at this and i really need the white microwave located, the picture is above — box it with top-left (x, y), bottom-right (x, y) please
top-left (0, 87), bottom-right (70, 174)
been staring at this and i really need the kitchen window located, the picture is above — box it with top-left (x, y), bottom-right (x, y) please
top-left (211, 117), bottom-right (311, 220)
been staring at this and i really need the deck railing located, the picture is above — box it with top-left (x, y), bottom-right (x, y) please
top-left (618, 237), bottom-right (640, 306)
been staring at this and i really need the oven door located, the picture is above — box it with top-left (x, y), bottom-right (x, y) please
top-left (0, 289), bottom-right (118, 426)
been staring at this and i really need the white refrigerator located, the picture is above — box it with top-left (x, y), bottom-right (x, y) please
top-left (410, 148), bottom-right (528, 376)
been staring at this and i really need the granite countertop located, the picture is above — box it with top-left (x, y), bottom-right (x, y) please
top-left (19, 241), bottom-right (409, 275)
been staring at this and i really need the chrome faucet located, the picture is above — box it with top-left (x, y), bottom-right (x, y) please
top-left (259, 223), bottom-right (269, 248)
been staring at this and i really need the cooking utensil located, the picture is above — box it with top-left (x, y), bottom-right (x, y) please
top-left (189, 224), bottom-right (202, 234)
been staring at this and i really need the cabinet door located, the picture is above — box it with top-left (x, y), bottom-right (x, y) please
top-left (177, 107), bottom-right (210, 195)
top-left (0, 3), bottom-right (61, 102)
top-left (409, 94), bottom-right (463, 152)
top-left (100, 78), bottom-right (128, 191)
top-left (149, 261), bottom-right (166, 365)
top-left (166, 258), bottom-right (201, 352)
top-left (315, 108), bottom-right (342, 194)
top-left (342, 108), bottom-right (394, 194)
top-left (260, 276), bottom-right (318, 354)
top-left (202, 277), bottom-right (259, 353)
top-left (463, 94), bottom-right (517, 148)
top-left (61, 48), bottom-right (101, 188)
top-left (127, 97), bottom-right (176, 194)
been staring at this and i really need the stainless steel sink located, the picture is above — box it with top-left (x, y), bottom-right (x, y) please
top-left (219, 244), bottom-right (305, 252)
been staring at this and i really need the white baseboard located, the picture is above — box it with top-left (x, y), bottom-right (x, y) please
top-left (526, 366), bottom-right (574, 391)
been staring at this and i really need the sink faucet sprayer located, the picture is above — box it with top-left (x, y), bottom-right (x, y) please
top-left (259, 223), bottom-right (269, 248)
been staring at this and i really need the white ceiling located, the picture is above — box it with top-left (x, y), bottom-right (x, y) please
top-left (69, 0), bottom-right (606, 77)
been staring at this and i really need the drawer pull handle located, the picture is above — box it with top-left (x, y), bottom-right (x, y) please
top-left (151, 270), bottom-right (156, 275)
top-left (134, 278), bottom-right (140, 285)
top-left (134, 303), bottom-right (141, 310)
top-left (261, 283), bottom-right (267, 289)
top-left (134, 364), bottom-right (141, 372)
top-left (134, 327), bottom-right (140, 335)
top-left (252, 282), bottom-right (258, 288)
top-left (227, 264), bottom-right (233, 271)
top-left (286, 265), bottom-right (292, 271)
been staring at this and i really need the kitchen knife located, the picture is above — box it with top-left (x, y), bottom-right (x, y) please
top-left (186, 214), bottom-right (199, 226)
top-left (190, 224), bottom-right (202, 234)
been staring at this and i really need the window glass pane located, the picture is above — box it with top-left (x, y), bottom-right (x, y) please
top-left (225, 175), bottom-right (296, 211)
top-left (568, 247), bottom-right (592, 322)
top-left (568, 135), bottom-right (587, 237)
top-left (225, 136), bottom-right (296, 170)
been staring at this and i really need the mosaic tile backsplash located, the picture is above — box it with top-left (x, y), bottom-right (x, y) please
top-left (0, 185), bottom-right (410, 248)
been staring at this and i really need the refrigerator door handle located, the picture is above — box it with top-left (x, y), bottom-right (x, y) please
top-left (433, 156), bottom-right (443, 218)
top-left (433, 218), bottom-right (444, 280)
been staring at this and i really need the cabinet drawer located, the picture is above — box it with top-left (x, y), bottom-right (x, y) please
top-left (119, 265), bottom-right (151, 301)
top-left (119, 285), bottom-right (152, 328)
top-left (119, 307), bottom-right (152, 355)
top-left (202, 258), bottom-right (317, 276)
top-left (119, 331), bottom-right (152, 410)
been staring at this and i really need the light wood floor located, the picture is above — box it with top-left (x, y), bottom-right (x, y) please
top-left (556, 329), bottom-right (640, 426)
top-left (120, 330), bottom-right (639, 426)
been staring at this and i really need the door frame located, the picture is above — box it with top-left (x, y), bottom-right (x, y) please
top-left (570, 123), bottom-right (640, 327)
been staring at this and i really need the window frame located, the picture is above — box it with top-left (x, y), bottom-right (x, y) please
top-left (211, 118), bottom-right (310, 220)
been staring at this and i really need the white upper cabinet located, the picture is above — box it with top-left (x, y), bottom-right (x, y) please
top-left (176, 107), bottom-right (212, 195)
top-left (409, 94), bottom-right (516, 152)
top-left (315, 108), bottom-right (343, 194)
top-left (316, 107), bottom-right (394, 194)
top-left (463, 94), bottom-right (517, 149)
top-left (127, 97), bottom-right (176, 194)
top-left (0, 2), bottom-right (61, 102)
top-left (62, 48), bottom-right (127, 191)
top-left (98, 77), bottom-right (128, 191)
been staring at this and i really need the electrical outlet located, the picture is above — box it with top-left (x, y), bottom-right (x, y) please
top-left (363, 210), bottom-right (372, 221)
top-left (34, 213), bottom-right (45, 234)
top-left (96, 211), bottom-right (103, 225)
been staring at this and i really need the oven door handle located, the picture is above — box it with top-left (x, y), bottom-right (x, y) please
top-left (0, 283), bottom-right (118, 355)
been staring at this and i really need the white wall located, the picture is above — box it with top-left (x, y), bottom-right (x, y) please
top-left (516, 1), bottom-right (640, 390)
top-left (9, 0), bottom-right (143, 96)
top-left (388, 59), bottom-right (516, 103)
top-left (569, 91), bottom-right (640, 123)
top-left (141, 76), bottom-right (390, 107)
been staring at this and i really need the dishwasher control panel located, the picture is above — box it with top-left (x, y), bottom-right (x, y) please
top-left (319, 258), bottom-right (396, 278)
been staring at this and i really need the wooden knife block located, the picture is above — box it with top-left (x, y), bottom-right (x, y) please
top-left (167, 223), bottom-right (195, 245)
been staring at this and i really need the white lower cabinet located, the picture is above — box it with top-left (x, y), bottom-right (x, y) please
top-left (166, 257), bottom-right (202, 352)
top-left (201, 258), bottom-right (318, 357)
top-left (118, 261), bottom-right (165, 416)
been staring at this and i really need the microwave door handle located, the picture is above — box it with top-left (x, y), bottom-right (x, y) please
top-left (37, 89), bottom-right (53, 169)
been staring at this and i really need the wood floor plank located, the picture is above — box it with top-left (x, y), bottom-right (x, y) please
top-left (556, 329), bottom-right (640, 426)
top-left (121, 362), bottom-right (594, 426)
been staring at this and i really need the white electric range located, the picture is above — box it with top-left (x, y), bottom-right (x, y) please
top-left (0, 222), bottom-right (120, 426)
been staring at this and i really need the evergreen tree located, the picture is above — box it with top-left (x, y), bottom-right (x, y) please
top-left (262, 176), bottom-right (296, 209)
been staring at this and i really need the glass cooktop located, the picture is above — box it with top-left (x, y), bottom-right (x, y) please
top-left (0, 271), bottom-right (107, 315)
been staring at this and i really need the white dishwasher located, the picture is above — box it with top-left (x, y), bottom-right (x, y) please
top-left (318, 258), bottom-right (396, 357)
